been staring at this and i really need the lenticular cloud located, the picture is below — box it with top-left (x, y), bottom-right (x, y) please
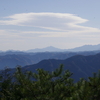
top-left (0, 12), bottom-right (88, 31)
top-left (0, 12), bottom-right (100, 36)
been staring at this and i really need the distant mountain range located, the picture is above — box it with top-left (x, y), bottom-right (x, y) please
top-left (0, 44), bottom-right (100, 70)
top-left (26, 46), bottom-right (66, 52)
top-left (0, 44), bottom-right (100, 53)
top-left (0, 50), bottom-right (100, 69)
top-left (26, 44), bottom-right (100, 52)
top-left (23, 53), bottom-right (100, 81)
top-left (67, 44), bottom-right (100, 52)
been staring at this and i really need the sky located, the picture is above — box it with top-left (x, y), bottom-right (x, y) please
top-left (0, 0), bottom-right (100, 51)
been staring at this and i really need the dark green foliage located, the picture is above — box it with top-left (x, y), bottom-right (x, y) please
top-left (0, 65), bottom-right (100, 100)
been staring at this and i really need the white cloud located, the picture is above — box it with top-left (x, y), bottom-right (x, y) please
top-left (0, 12), bottom-right (100, 39)
top-left (0, 12), bottom-right (100, 50)
top-left (0, 12), bottom-right (99, 33)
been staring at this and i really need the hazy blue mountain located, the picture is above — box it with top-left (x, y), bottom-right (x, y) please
top-left (23, 53), bottom-right (100, 81)
top-left (0, 52), bottom-right (77, 69)
top-left (26, 44), bottom-right (100, 52)
top-left (26, 46), bottom-right (66, 52)
top-left (0, 50), bottom-right (99, 69)
top-left (1, 44), bottom-right (100, 53)
top-left (67, 44), bottom-right (100, 52)
top-left (0, 50), bottom-right (27, 56)
top-left (0, 54), bottom-right (35, 69)
top-left (0, 50), bottom-right (3, 52)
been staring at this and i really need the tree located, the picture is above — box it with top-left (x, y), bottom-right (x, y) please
top-left (0, 65), bottom-right (100, 100)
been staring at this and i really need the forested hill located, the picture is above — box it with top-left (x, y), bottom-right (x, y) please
top-left (23, 53), bottom-right (100, 81)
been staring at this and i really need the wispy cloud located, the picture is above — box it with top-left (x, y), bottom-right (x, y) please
top-left (0, 13), bottom-right (99, 30)
top-left (0, 12), bottom-right (100, 38)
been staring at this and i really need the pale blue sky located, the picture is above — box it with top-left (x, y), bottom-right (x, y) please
top-left (0, 0), bottom-right (100, 51)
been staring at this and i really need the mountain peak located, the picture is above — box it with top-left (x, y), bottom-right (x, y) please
top-left (26, 46), bottom-right (64, 52)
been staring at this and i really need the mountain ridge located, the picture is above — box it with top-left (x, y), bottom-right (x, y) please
top-left (0, 50), bottom-right (100, 69)
top-left (0, 44), bottom-right (100, 53)
top-left (26, 44), bottom-right (100, 52)
top-left (23, 53), bottom-right (100, 81)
